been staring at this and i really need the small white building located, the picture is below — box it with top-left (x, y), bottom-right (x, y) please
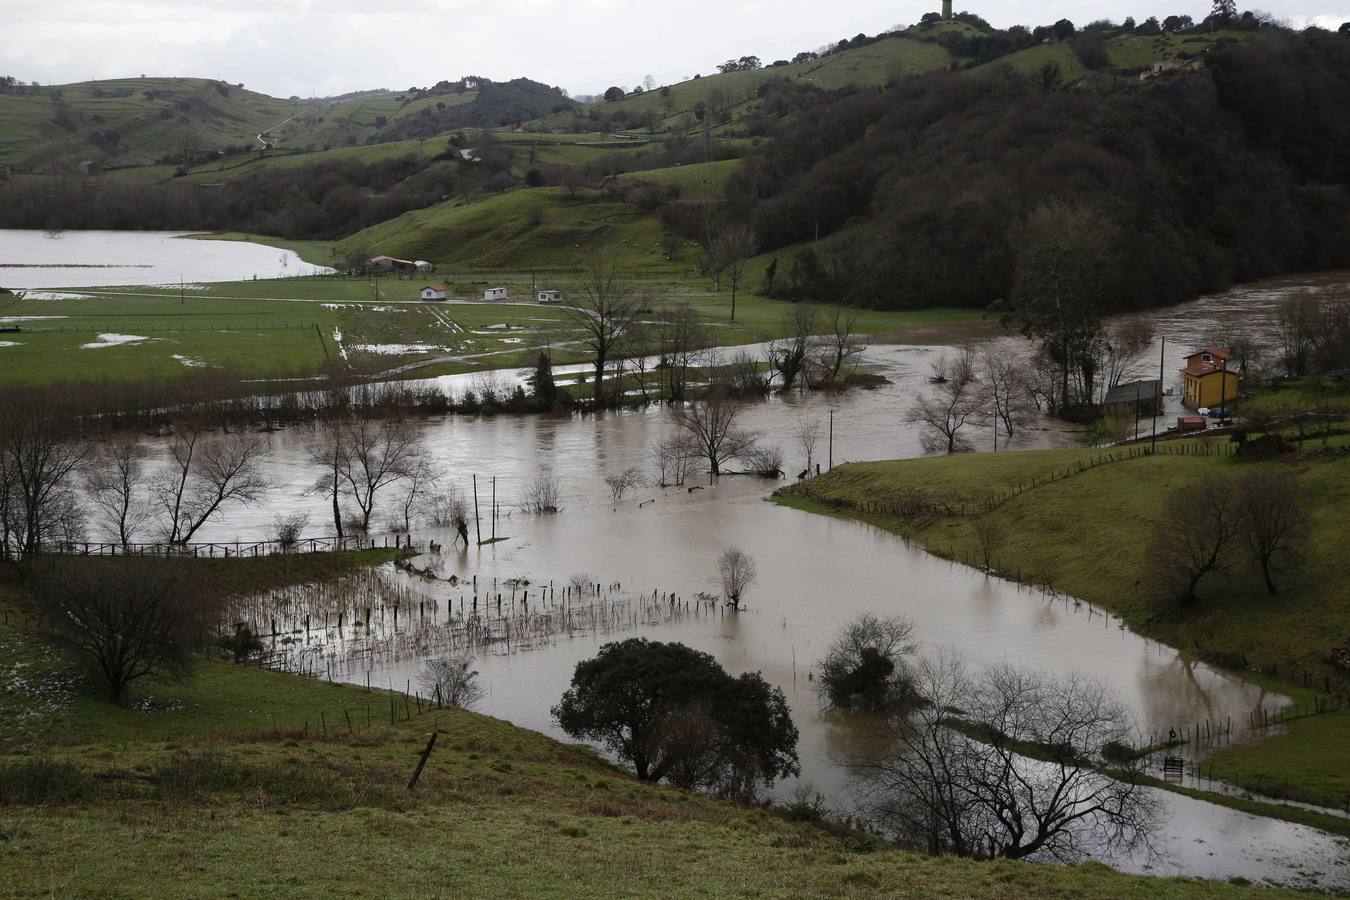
top-left (483, 287), bottom-right (508, 302)
top-left (537, 289), bottom-right (563, 303)
top-left (420, 284), bottom-right (447, 301)
top-left (414, 260), bottom-right (435, 272)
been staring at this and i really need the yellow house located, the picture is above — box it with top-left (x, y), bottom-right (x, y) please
top-left (1181, 347), bottom-right (1241, 409)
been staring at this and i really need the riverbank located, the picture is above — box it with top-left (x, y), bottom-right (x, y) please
top-left (0, 555), bottom-right (1292, 898)
top-left (775, 439), bottom-right (1350, 821)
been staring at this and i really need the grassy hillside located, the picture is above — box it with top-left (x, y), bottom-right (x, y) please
top-left (336, 187), bottom-right (666, 271)
top-left (0, 77), bottom-right (295, 171)
top-left (531, 36), bottom-right (953, 136)
top-left (0, 562), bottom-right (1306, 899)
top-left (777, 440), bottom-right (1350, 810)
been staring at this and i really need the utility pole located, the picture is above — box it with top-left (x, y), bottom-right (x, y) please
top-left (828, 410), bottom-right (834, 470)
top-left (179, 275), bottom-right (185, 305)
top-left (1152, 336), bottom-right (1165, 452)
top-left (472, 473), bottom-right (482, 545)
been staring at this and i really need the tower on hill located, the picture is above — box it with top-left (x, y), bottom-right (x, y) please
top-left (942, 0), bottom-right (953, 18)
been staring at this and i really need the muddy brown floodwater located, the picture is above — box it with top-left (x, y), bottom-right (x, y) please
top-left (131, 270), bottom-right (1350, 889)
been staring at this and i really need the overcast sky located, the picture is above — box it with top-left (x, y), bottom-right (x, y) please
top-left (3, 0), bottom-right (1347, 99)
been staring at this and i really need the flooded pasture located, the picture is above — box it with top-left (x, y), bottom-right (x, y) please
top-left (92, 268), bottom-right (1350, 887)
top-left (0, 229), bottom-right (330, 288)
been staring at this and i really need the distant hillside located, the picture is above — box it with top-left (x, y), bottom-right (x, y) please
top-left (0, 77), bottom-right (293, 171)
top-left (0, 75), bottom-right (574, 173)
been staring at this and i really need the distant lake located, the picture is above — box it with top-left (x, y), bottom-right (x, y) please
top-left (0, 230), bottom-right (331, 289)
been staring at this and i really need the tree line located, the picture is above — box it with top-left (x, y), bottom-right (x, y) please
top-left (0, 147), bottom-right (513, 239)
top-left (726, 29), bottom-right (1350, 315)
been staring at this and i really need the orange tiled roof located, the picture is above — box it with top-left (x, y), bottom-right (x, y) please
top-left (1182, 360), bottom-right (1238, 378)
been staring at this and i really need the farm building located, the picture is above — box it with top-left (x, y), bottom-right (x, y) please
top-left (414, 260), bottom-right (435, 272)
top-left (78, 160), bottom-right (102, 176)
top-left (365, 255), bottom-right (416, 275)
top-left (1181, 347), bottom-right (1241, 409)
top-left (484, 287), bottom-right (509, 301)
top-left (1102, 379), bottom-right (1162, 418)
top-left (420, 284), bottom-right (447, 301)
top-left (537, 290), bottom-right (563, 303)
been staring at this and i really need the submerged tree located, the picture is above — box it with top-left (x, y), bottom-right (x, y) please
top-left (553, 638), bottom-right (799, 800)
top-left (850, 653), bottom-right (1161, 861)
top-left (907, 349), bottom-right (987, 453)
top-left (717, 547), bottom-right (758, 610)
top-left (671, 389), bottom-right (757, 476)
top-left (1005, 200), bottom-right (1117, 414)
top-left (818, 614), bottom-right (916, 711)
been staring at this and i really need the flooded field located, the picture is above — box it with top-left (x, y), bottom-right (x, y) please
top-left (78, 268), bottom-right (1350, 887)
top-left (0, 229), bottom-right (328, 288)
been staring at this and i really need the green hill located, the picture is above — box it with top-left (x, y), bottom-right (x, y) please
top-left (335, 186), bottom-right (668, 270)
top-left (530, 35), bottom-right (954, 137)
top-left (0, 77), bottom-right (294, 171)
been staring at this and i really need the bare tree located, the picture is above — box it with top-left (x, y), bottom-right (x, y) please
top-left (421, 653), bottom-right (484, 708)
top-left (335, 418), bottom-right (424, 533)
top-left (797, 418), bottom-right (823, 475)
top-left (31, 560), bottom-right (207, 702)
top-left (1101, 318), bottom-right (1156, 394)
top-left (270, 511), bottom-right (310, 548)
top-left (395, 455), bottom-right (441, 533)
top-left (980, 348), bottom-right (1034, 448)
top-left (850, 653), bottom-right (1161, 862)
top-left (1273, 292), bottom-right (1320, 377)
top-left (605, 467), bottom-right (645, 502)
top-left (711, 224), bottom-right (754, 321)
top-left (717, 547), bottom-right (758, 610)
top-left (85, 436), bottom-right (150, 547)
top-left (309, 418), bottom-right (350, 540)
top-left (153, 427), bottom-right (269, 545)
top-left (651, 433), bottom-right (700, 487)
top-left (814, 308), bottom-right (866, 383)
top-left (818, 614), bottom-right (916, 710)
top-left (1149, 473), bottom-right (1241, 603)
top-left (563, 246), bottom-right (642, 407)
top-left (655, 303), bottom-right (708, 402)
top-left (521, 473), bottom-right (563, 514)
top-left (0, 393), bottom-right (88, 558)
top-left (672, 389), bottom-right (757, 476)
top-left (972, 518), bottom-right (1008, 571)
top-left (906, 350), bottom-right (988, 453)
top-left (1236, 469), bottom-right (1309, 594)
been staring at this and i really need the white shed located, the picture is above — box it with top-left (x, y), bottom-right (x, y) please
top-left (483, 287), bottom-right (508, 302)
top-left (537, 289), bottom-right (563, 303)
top-left (420, 284), bottom-right (447, 301)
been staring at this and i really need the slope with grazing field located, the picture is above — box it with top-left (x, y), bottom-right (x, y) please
top-left (0, 78), bottom-right (296, 171)
top-left (0, 559), bottom-right (1308, 899)
top-left (530, 35), bottom-right (954, 137)
top-left (776, 440), bottom-right (1350, 812)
